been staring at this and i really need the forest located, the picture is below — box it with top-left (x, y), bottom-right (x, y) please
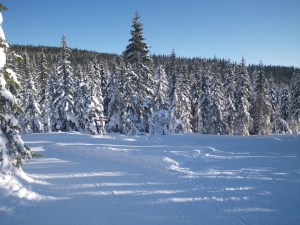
top-left (7, 14), bottom-right (299, 137)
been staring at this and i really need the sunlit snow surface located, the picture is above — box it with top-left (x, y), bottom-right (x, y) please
top-left (1, 133), bottom-right (300, 225)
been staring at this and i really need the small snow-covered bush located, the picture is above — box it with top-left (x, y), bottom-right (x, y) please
top-left (149, 110), bottom-right (170, 135)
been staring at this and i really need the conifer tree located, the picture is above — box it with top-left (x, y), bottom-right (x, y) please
top-left (106, 59), bottom-right (123, 132)
top-left (223, 61), bottom-right (236, 134)
top-left (252, 62), bottom-right (271, 135)
top-left (123, 12), bottom-right (154, 133)
top-left (178, 64), bottom-right (192, 132)
top-left (121, 64), bottom-right (140, 134)
top-left (207, 65), bottom-right (227, 134)
top-left (73, 64), bottom-right (86, 131)
top-left (123, 12), bottom-right (152, 66)
top-left (37, 51), bottom-right (48, 115)
top-left (267, 78), bottom-right (277, 133)
top-left (198, 61), bottom-right (212, 134)
top-left (167, 49), bottom-right (177, 106)
top-left (234, 58), bottom-right (252, 135)
top-left (153, 65), bottom-right (168, 111)
top-left (0, 11), bottom-right (32, 172)
top-left (51, 35), bottom-right (78, 131)
top-left (83, 61), bottom-right (105, 134)
top-left (22, 52), bottom-right (43, 133)
top-left (190, 61), bottom-right (201, 132)
top-left (289, 72), bottom-right (300, 133)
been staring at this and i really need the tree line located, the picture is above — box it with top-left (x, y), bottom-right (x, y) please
top-left (9, 13), bottom-right (299, 136)
top-left (1, 11), bottom-right (300, 172)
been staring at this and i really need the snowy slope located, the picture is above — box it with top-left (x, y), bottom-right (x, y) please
top-left (1, 133), bottom-right (300, 225)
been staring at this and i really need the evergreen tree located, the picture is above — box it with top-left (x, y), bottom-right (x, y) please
top-left (121, 64), bottom-right (140, 134)
top-left (190, 61), bottom-right (201, 133)
top-left (280, 87), bottom-right (290, 122)
top-left (83, 61), bottom-right (105, 134)
top-left (106, 59), bottom-right (123, 133)
top-left (73, 64), bottom-right (86, 131)
top-left (36, 51), bottom-right (49, 115)
top-left (252, 62), bottom-right (271, 135)
top-left (99, 61), bottom-right (109, 116)
top-left (123, 12), bottom-right (152, 66)
top-left (178, 64), bottom-right (192, 132)
top-left (167, 49), bottom-right (177, 106)
top-left (267, 78), bottom-right (277, 133)
top-left (198, 61), bottom-right (212, 134)
top-left (234, 58), bottom-right (252, 135)
top-left (123, 12), bottom-right (154, 133)
top-left (22, 52), bottom-right (43, 133)
top-left (207, 64), bottom-right (227, 134)
top-left (275, 87), bottom-right (291, 133)
top-left (0, 11), bottom-right (32, 172)
top-left (51, 35), bottom-right (78, 131)
top-left (223, 60), bottom-right (236, 134)
top-left (289, 72), bottom-right (300, 133)
top-left (153, 65), bottom-right (168, 111)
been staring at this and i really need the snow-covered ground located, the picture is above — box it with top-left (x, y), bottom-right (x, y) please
top-left (1, 132), bottom-right (300, 225)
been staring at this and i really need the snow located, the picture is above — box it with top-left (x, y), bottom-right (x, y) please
top-left (1, 132), bottom-right (300, 225)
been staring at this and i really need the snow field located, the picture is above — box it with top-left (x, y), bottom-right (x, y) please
top-left (1, 132), bottom-right (300, 225)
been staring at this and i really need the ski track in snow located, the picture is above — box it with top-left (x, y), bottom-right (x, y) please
top-left (1, 132), bottom-right (300, 225)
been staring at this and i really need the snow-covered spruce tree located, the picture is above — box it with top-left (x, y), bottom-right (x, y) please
top-left (274, 86), bottom-right (291, 133)
top-left (83, 61), bottom-right (105, 134)
top-left (223, 60), bottom-right (236, 135)
top-left (207, 64), bottom-right (227, 135)
top-left (51, 35), bottom-right (78, 131)
top-left (0, 10), bottom-right (32, 172)
top-left (168, 64), bottom-right (192, 133)
top-left (178, 64), bottom-right (192, 132)
top-left (22, 52), bottom-right (43, 133)
top-left (234, 58), bottom-right (252, 135)
top-left (190, 61), bottom-right (201, 133)
top-left (197, 61), bottom-right (212, 134)
top-left (73, 64), bottom-right (86, 131)
top-left (252, 62), bottom-right (272, 135)
top-left (106, 59), bottom-right (123, 133)
top-left (149, 65), bottom-right (169, 135)
top-left (289, 71), bottom-right (300, 133)
top-left (121, 64), bottom-right (140, 134)
top-left (267, 78), bottom-right (278, 133)
top-left (123, 12), bottom-right (155, 133)
top-left (167, 49), bottom-right (177, 106)
top-left (153, 65), bottom-right (168, 111)
top-left (36, 51), bottom-right (49, 123)
top-left (44, 65), bottom-right (57, 132)
top-left (99, 61), bottom-right (109, 116)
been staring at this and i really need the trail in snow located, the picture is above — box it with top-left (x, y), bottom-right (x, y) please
top-left (1, 133), bottom-right (300, 225)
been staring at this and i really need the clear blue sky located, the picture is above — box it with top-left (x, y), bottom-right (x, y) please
top-left (2, 0), bottom-right (300, 67)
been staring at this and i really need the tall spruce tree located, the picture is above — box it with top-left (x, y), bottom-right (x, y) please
top-left (83, 61), bottom-right (105, 134)
top-left (37, 51), bottom-right (48, 115)
top-left (190, 61), bottom-right (201, 133)
top-left (207, 64), bottom-right (227, 134)
top-left (106, 59), bottom-right (123, 133)
top-left (0, 11), bottom-right (32, 172)
top-left (153, 65), bottom-right (168, 111)
top-left (22, 52), bottom-right (43, 133)
top-left (223, 60), bottom-right (236, 135)
top-left (198, 61), bottom-right (212, 134)
top-left (289, 72), bottom-right (300, 133)
top-left (51, 35), bottom-right (78, 131)
top-left (234, 58), bottom-right (252, 135)
top-left (123, 12), bottom-right (154, 133)
top-left (252, 62), bottom-right (271, 135)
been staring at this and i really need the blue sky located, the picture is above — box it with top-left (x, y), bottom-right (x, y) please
top-left (2, 0), bottom-right (300, 67)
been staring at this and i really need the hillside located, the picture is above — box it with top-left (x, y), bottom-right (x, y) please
top-left (1, 133), bottom-right (300, 225)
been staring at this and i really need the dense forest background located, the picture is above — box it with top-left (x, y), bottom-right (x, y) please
top-left (5, 13), bottom-right (300, 137)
